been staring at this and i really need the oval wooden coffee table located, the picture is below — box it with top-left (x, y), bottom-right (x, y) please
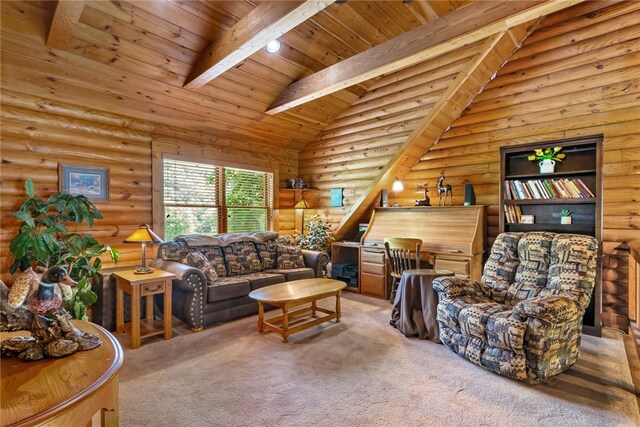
top-left (1, 321), bottom-right (124, 426)
top-left (248, 278), bottom-right (347, 343)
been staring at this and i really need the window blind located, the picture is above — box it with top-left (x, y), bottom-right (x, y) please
top-left (162, 159), bottom-right (273, 240)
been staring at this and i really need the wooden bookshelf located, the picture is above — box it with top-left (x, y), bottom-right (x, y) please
top-left (499, 135), bottom-right (603, 335)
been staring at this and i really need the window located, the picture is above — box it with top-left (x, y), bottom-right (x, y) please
top-left (163, 158), bottom-right (273, 241)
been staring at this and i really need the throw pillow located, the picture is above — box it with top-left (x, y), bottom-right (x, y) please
top-left (184, 252), bottom-right (218, 285)
top-left (277, 244), bottom-right (305, 270)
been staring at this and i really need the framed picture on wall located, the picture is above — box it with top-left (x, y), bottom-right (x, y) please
top-left (59, 164), bottom-right (109, 202)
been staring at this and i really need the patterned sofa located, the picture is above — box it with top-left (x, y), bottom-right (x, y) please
top-left (433, 232), bottom-right (598, 383)
top-left (150, 232), bottom-right (329, 331)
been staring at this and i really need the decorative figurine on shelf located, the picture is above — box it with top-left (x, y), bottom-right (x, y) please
top-left (528, 146), bottom-right (566, 174)
top-left (415, 183), bottom-right (431, 206)
top-left (437, 170), bottom-right (453, 206)
top-left (1, 266), bottom-right (102, 361)
top-left (289, 177), bottom-right (309, 189)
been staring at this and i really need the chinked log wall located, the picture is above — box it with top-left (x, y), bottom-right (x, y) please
top-left (0, 92), bottom-right (298, 284)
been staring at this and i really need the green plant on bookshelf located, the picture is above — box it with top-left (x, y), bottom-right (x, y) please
top-left (560, 209), bottom-right (572, 225)
top-left (527, 146), bottom-right (566, 162)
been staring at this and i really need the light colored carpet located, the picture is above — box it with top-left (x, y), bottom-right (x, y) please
top-left (118, 293), bottom-right (639, 426)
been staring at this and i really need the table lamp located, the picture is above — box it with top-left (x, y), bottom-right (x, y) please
top-left (392, 177), bottom-right (404, 207)
top-left (124, 224), bottom-right (164, 274)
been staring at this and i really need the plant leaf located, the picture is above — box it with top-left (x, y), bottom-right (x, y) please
top-left (25, 178), bottom-right (35, 198)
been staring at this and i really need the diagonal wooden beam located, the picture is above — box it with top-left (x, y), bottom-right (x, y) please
top-left (332, 21), bottom-right (540, 240)
top-left (46, 0), bottom-right (84, 50)
top-left (184, 1), bottom-right (335, 89)
top-left (266, 0), bottom-right (586, 115)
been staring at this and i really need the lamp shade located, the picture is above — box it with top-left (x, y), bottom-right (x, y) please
top-left (391, 178), bottom-right (404, 192)
top-left (294, 199), bottom-right (310, 209)
top-left (124, 224), bottom-right (164, 244)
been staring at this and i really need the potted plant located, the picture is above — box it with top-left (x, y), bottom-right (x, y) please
top-left (528, 146), bottom-right (566, 174)
top-left (9, 179), bottom-right (119, 320)
top-left (560, 209), bottom-right (572, 224)
top-left (295, 214), bottom-right (334, 254)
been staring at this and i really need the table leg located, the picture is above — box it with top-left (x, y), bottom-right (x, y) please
top-left (336, 290), bottom-right (342, 322)
top-left (101, 409), bottom-right (118, 427)
top-left (163, 280), bottom-right (173, 340)
top-left (257, 302), bottom-right (264, 332)
top-left (282, 302), bottom-right (289, 343)
top-left (311, 300), bottom-right (317, 317)
top-left (131, 285), bottom-right (141, 349)
top-left (115, 279), bottom-right (124, 334)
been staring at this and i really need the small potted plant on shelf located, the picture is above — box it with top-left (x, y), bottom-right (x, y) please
top-left (560, 209), bottom-right (572, 224)
top-left (528, 146), bottom-right (566, 174)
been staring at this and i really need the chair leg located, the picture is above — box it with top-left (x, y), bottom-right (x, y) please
top-left (389, 278), bottom-right (399, 303)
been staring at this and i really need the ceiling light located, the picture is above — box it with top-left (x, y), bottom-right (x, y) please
top-left (266, 39), bottom-right (281, 54)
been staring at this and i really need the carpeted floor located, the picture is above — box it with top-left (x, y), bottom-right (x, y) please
top-left (118, 293), bottom-right (639, 426)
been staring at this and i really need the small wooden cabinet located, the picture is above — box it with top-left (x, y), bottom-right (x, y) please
top-left (331, 242), bottom-right (360, 292)
top-left (359, 245), bottom-right (388, 298)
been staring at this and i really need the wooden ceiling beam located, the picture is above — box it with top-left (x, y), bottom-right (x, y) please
top-left (184, 1), bottom-right (335, 89)
top-left (332, 20), bottom-right (540, 240)
top-left (265, 0), bottom-right (587, 115)
top-left (46, 0), bottom-right (84, 50)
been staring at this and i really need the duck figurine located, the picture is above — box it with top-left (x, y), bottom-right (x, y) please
top-left (27, 266), bottom-right (77, 315)
top-left (9, 266), bottom-right (76, 315)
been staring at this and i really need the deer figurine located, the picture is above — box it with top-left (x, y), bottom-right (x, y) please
top-left (437, 170), bottom-right (453, 206)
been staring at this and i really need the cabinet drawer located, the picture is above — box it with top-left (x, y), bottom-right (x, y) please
top-left (361, 261), bottom-right (385, 275)
top-left (436, 258), bottom-right (470, 276)
top-left (360, 272), bottom-right (386, 298)
top-left (140, 281), bottom-right (166, 296)
top-left (360, 249), bottom-right (385, 264)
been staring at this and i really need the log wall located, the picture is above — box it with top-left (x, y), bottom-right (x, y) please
top-left (0, 92), bottom-right (298, 284)
top-left (406, 1), bottom-right (640, 330)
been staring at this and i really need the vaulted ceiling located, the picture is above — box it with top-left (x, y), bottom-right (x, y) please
top-left (1, 0), bottom-right (474, 151)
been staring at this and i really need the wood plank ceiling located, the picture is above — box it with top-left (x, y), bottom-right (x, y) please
top-left (0, 0), bottom-right (470, 151)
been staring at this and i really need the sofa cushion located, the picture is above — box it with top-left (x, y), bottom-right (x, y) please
top-left (256, 239), bottom-right (277, 269)
top-left (505, 232), bottom-right (553, 305)
top-left (481, 232), bottom-right (522, 303)
top-left (264, 267), bottom-right (315, 281)
top-left (193, 245), bottom-right (226, 277)
top-left (223, 242), bottom-right (262, 276)
top-left (437, 294), bottom-right (495, 333)
top-left (277, 244), bottom-right (305, 269)
top-left (207, 277), bottom-right (251, 303)
top-left (243, 272), bottom-right (285, 290)
top-left (158, 241), bottom-right (190, 262)
top-left (459, 302), bottom-right (510, 343)
top-left (184, 252), bottom-right (218, 285)
top-left (485, 311), bottom-right (526, 351)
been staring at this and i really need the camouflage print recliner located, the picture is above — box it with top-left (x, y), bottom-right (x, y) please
top-left (432, 232), bottom-right (598, 383)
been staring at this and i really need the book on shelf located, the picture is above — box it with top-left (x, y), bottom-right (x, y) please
top-left (504, 204), bottom-right (522, 224)
top-left (505, 178), bottom-right (594, 200)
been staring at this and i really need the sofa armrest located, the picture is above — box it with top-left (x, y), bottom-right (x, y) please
top-left (150, 259), bottom-right (206, 292)
top-left (432, 276), bottom-right (488, 299)
top-left (513, 295), bottom-right (580, 323)
top-left (301, 250), bottom-right (330, 278)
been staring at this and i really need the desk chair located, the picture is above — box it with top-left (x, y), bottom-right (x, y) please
top-left (384, 238), bottom-right (426, 302)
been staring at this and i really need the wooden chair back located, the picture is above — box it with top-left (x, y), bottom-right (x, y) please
top-left (384, 238), bottom-right (423, 279)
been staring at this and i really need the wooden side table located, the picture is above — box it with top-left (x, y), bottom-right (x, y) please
top-left (1, 321), bottom-right (123, 426)
top-left (114, 268), bottom-right (175, 349)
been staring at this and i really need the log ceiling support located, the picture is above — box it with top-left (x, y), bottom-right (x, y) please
top-left (46, 0), bottom-right (84, 50)
top-left (333, 21), bottom-right (540, 240)
top-left (265, 0), bottom-right (587, 115)
top-left (184, 0), bottom-right (335, 89)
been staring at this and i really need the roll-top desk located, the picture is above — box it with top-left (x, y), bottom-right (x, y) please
top-left (358, 206), bottom-right (485, 299)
